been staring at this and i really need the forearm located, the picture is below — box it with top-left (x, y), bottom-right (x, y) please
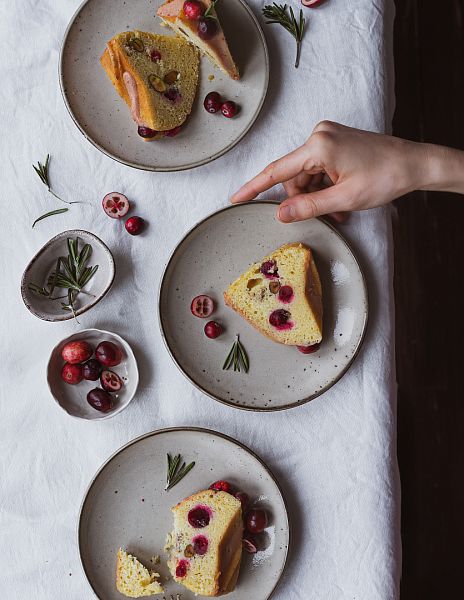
top-left (418, 143), bottom-right (464, 194)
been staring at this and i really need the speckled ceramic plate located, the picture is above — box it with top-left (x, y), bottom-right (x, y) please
top-left (79, 427), bottom-right (289, 600)
top-left (60, 0), bottom-right (268, 171)
top-left (159, 202), bottom-right (368, 411)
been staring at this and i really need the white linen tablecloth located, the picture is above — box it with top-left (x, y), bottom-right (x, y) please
top-left (0, 0), bottom-right (400, 598)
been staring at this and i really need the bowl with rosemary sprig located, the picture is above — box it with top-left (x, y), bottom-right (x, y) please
top-left (21, 230), bottom-right (115, 322)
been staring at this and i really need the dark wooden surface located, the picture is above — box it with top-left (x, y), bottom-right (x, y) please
top-left (393, 0), bottom-right (464, 597)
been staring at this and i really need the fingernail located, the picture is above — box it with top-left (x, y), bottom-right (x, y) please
top-left (278, 205), bottom-right (295, 222)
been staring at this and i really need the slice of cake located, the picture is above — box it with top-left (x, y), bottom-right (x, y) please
top-left (116, 548), bottom-right (163, 598)
top-left (224, 243), bottom-right (323, 346)
top-left (157, 0), bottom-right (239, 80)
top-left (166, 489), bottom-right (243, 596)
top-left (100, 31), bottom-right (199, 138)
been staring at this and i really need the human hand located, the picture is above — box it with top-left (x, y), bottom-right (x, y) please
top-left (230, 121), bottom-right (428, 223)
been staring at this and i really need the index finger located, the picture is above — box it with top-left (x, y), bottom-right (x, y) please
top-left (230, 145), bottom-right (312, 204)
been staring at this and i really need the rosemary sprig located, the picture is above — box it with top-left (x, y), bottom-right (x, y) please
top-left (33, 155), bottom-right (78, 205)
top-left (32, 207), bottom-right (69, 229)
top-left (222, 334), bottom-right (249, 373)
top-left (28, 237), bottom-right (99, 318)
top-left (165, 453), bottom-right (195, 491)
top-left (262, 4), bottom-right (306, 68)
top-left (204, 0), bottom-right (219, 18)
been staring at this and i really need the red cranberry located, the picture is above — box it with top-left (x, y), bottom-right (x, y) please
top-left (278, 285), bottom-right (294, 303)
top-left (164, 125), bottom-right (182, 137)
top-left (242, 536), bottom-right (258, 554)
top-left (100, 370), bottom-right (123, 392)
top-left (260, 260), bottom-right (279, 279)
top-left (87, 388), bottom-right (114, 412)
top-left (95, 341), bottom-right (123, 367)
top-left (150, 48), bottom-right (161, 61)
top-left (125, 216), bottom-right (145, 235)
top-left (82, 359), bottom-right (101, 381)
top-left (61, 340), bottom-right (93, 364)
top-left (188, 506), bottom-right (211, 528)
top-left (190, 295), bottom-right (215, 318)
top-left (203, 91), bottom-right (222, 113)
top-left (61, 363), bottom-right (84, 385)
top-left (183, 0), bottom-right (204, 20)
top-left (137, 126), bottom-right (158, 138)
top-left (302, 0), bottom-right (324, 6)
top-left (209, 480), bottom-right (232, 493)
top-left (246, 509), bottom-right (268, 534)
top-left (269, 309), bottom-right (291, 327)
top-left (235, 492), bottom-right (250, 510)
top-left (297, 343), bottom-right (321, 354)
top-left (204, 321), bottom-right (223, 339)
top-left (164, 89), bottom-right (181, 103)
top-left (221, 100), bottom-right (238, 119)
top-left (197, 16), bottom-right (218, 40)
top-left (192, 535), bottom-right (209, 555)
top-left (175, 559), bottom-right (189, 578)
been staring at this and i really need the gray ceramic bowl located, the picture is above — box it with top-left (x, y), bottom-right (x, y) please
top-left (47, 328), bottom-right (139, 420)
top-left (21, 230), bottom-right (115, 322)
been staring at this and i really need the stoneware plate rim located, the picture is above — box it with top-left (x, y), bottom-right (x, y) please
top-left (78, 426), bottom-right (290, 599)
top-left (58, 0), bottom-right (269, 172)
top-left (158, 201), bottom-right (369, 412)
top-left (21, 229), bottom-right (115, 322)
top-left (47, 327), bottom-right (139, 420)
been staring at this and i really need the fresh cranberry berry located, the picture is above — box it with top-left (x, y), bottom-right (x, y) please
top-left (150, 48), bottom-right (161, 62)
top-left (95, 341), bottom-right (123, 367)
top-left (125, 216), bottom-right (145, 235)
top-left (164, 88), bottom-right (181, 103)
top-left (190, 295), bottom-right (215, 318)
top-left (203, 91), bottom-right (222, 113)
top-left (175, 559), bottom-right (189, 578)
top-left (269, 309), bottom-right (291, 327)
top-left (260, 260), bottom-right (279, 279)
top-left (246, 509), bottom-right (268, 534)
top-left (278, 285), bottom-right (294, 303)
top-left (164, 125), bottom-right (182, 137)
top-left (209, 480), bottom-right (232, 493)
top-left (87, 388), bottom-right (114, 412)
top-left (193, 535), bottom-right (209, 555)
top-left (61, 363), bottom-right (84, 385)
top-left (61, 340), bottom-right (93, 364)
top-left (221, 100), bottom-right (238, 119)
top-left (235, 492), bottom-right (250, 510)
top-left (137, 125), bottom-right (158, 138)
top-left (204, 321), bottom-right (223, 339)
top-left (82, 359), bottom-right (101, 381)
top-left (188, 506), bottom-right (211, 528)
top-left (297, 343), bottom-right (321, 354)
top-left (302, 0), bottom-right (325, 7)
top-left (197, 16), bottom-right (218, 40)
top-left (183, 0), bottom-right (204, 20)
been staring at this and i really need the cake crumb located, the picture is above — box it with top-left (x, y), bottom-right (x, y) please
top-left (150, 555), bottom-right (160, 564)
top-left (208, 74), bottom-right (215, 81)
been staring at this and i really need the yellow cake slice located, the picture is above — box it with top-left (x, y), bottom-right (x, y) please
top-left (116, 548), bottom-right (163, 598)
top-left (157, 0), bottom-right (239, 80)
top-left (100, 31), bottom-right (199, 138)
top-left (166, 489), bottom-right (243, 596)
top-left (224, 243), bottom-right (323, 346)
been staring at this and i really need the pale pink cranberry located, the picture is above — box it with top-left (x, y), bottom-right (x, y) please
top-left (176, 559), bottom-right (189, 578)
top-left (193, 535), bottom-right (209, 555)
top-left (278, 285), bottom-right (294, 303)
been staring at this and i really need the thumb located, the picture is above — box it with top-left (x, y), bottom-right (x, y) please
top-left (277, 184), bottom-right (351, 223)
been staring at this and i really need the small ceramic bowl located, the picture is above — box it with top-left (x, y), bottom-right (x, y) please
top-left (21, 230), bottom-right (115, 322)
top-left (47, 328), bottom-right (139, 420)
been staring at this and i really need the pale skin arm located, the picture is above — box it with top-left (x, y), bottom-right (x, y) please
top-left (230, 120), bottom-right (464, 223)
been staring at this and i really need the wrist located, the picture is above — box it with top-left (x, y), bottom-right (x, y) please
top-left (417, 143), bottom-right (464, 194)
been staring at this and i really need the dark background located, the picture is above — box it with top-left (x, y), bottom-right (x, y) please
top-left (393, 0), bottom-right (464, 597)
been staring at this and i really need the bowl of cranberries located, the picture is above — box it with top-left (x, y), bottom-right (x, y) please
top-left (47, 328), bottom-right (139, 420)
